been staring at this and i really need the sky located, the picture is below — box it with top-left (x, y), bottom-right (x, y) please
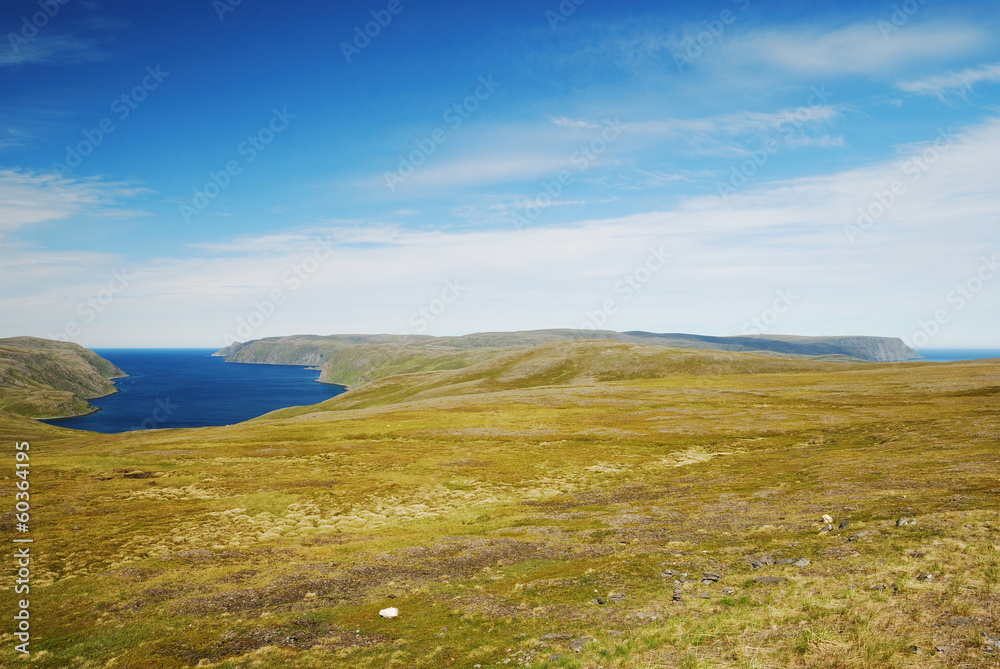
top-left (1, 0), bottom-right (998, 348)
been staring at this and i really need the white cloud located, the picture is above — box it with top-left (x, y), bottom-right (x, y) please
top-left (897, 61), bottom-right (1000, 98)
top-left (0, 169), bottom-right (149, 234)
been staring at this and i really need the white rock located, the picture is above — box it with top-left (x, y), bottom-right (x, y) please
top-left (821, 514), bottom-right (834, 524)
top-left (379, 607), bottom-right (399, 618)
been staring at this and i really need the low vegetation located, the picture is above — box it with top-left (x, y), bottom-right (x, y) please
top-left (0, 340), bottom-right (996, 668)
top-left (0, 337), bottom-right (124, 419)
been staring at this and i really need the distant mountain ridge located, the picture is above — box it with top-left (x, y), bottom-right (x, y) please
top-left (216, 330), bottom-right (919, 388)
top-left (0, 337), bottom-right (125, 418)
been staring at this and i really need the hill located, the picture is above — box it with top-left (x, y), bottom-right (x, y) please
top-left (0, 337), bottom-right (125, 418)
top-left (216, 330), bottom-right (919, 388)
top-left (0, 342), bottom-right (996, 668)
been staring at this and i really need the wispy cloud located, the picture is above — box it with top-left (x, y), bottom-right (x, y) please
top-left (0, 34), bottom-right (107, 67)
top-left (897, 61), bottom-right (1000, 98)
top-left (0, 169), bottom-right (148, 234)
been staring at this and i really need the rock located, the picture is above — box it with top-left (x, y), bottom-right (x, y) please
top-left (702, 571), bottom-right (722, 582)
top-left (569, 637), bottom-right (594, 653)
top-left (934, 646), bottom-right (950, 654)
top-left (792, 558), bottom-right (811, 567)
top-left (909, 645), bottom-right (922, 654)
top-left (822, 514), bottom-right (834, 524)
top-left (660, 569), bottom-right (675, 578)
top-left (754, 576), bottom-right (788, 584)
top-left (679, 573), bottom-right (688, 583)
top-left (590, 597), bottom-right (606, 605)
top-left (848, 531), bottom-right (868, 542)
top-left (609, 592), bottom-right (627, 603)
top-left (672, 581), bottom-right (684, 602)
top-left (838, 520), bottom-right (851, 530)
top-left (541, 633), bottom-right (574, 641)
top-left (819, 524), bottom-right (834, 532)
top-left (695, 592), bottom-right (711, 599)
top-left (548, 654), bottom-right (564, 662)
top-left (917, 571), bottom-right (933, 581)
top-left (378, 607), bottom-right (399, 618)
top-left (870, 584), bottom-right (887, 591)
top-left (758, 555), bottom-right (775, 566)
top-left (634, 612), bottom-right (660, 620)
top-left (721, 586), bottom-right (736, 595)
top-left (896, 517), bottom-right (916, 526)
top-left (943, 617), bottom-right (976, 626)
top-left (774, 558), bottom-right (796, 565)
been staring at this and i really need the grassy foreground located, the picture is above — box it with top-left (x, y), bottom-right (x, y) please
top-left (0, 342), bottom-right (997, 668)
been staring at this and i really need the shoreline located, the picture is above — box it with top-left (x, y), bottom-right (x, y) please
top-left (36, 374), bottom-right (127, 422)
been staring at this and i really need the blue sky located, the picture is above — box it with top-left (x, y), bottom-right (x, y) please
top-left (1, 0), bottom-right (998, 347)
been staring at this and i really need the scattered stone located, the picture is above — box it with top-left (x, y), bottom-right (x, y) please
top-left (943, 617), bottom-right (976, 626)
top-left (909, 551), bottom-right (926, 558)
top-left (917, 571), bottom-right (933, 581)
top-left (792, 558), bottom-right (811, 567)
top-left (378, 607), bottom-right (398, 618)
top-left (896, 517), bottom-right (916, 526)
top-left (672, 581), bottom-right (684, 602)
top-left (982, 632), bottom-right (1000, 650)
top-left (660, 569), bottom-right (675, 578)
top-left (870, 584), bottom-right (887, 591)
top-left (609, 592), bottom-right (627, 603)
top-left (634, 612), bottom-right (660, 620)
top-left (695, 592), bottom-right (711, 599)
top-left (909, 645), bottom-right (922, 654)
top-left (822, 514), bottom-right (834, 524)
top-left (701, 571), bottom-right (722, 583)
top-left (758, 555), bottom-right (774, 566)
top-left (819, 524), bottom-right (834, 532)
top-left (540, 633), bottom-right (574, 641)
top-left (774, 558), bottom-right (796, 565)
top-left (548, 654), bottom-right (563, 663)
top-left (838, 520), bottom-right (851, 529)
top-left (754, 576), bottom-right (788, 584)
top-left (679, 572), bottom-right (689, 583)
top-left (721, 586), bottom-right (736, 595)
top-left (591, 597), bottom-right (606, 605)
top-left (934, 646), bottom-right (951, 654)
top-left (569, 637), bottom-right (594, 653)
top-left (848, 531), bottom-right (868, 542)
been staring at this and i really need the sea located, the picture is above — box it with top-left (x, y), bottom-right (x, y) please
top-left (42, 349), bottom-right (346, 434)
top-left (916, 349), bottom-right (1000, 362)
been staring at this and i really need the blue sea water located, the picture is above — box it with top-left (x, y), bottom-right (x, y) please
top-left (43, 349), bottom-right (346, 434)
top-left (916, 349), bottom-right (1000, 362)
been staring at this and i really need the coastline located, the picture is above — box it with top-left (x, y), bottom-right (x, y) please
top-left (37, 374), bottom-right (126, 421)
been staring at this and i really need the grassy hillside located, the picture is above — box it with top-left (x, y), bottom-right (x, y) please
top-left (0, 337), bottom-right (125, 418)
top-left (217, 330), bottom-right (919, 389)
top-left (1, 344), bottom-right (996, 668)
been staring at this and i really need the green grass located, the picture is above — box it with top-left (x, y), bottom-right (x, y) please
top-left (0, 344), bottom-right (997, 667)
